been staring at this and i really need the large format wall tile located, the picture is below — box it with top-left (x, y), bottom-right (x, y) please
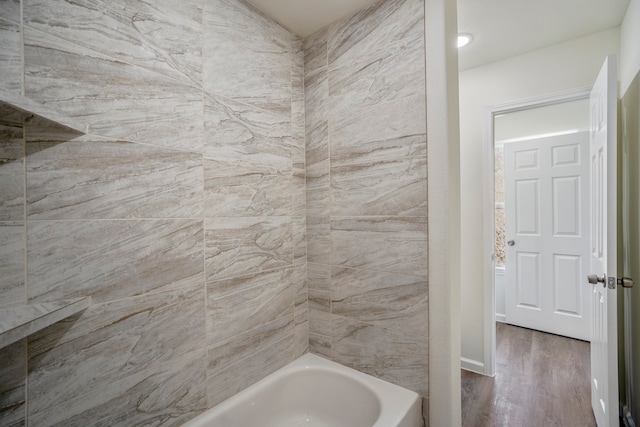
top-left (0, 0), bottom-right (20, 22)
top-left (304, 28), bottom-right (328, 76)
top-left (292, 36), bottom-right (305, 155)
top-left (28, 219), bottom-right (204, 304)
top-left (293, 264), bottom-right (308, 357)
top-left (204, 217), bottom-right (292, 281)
top-left (305, 121), bottom-right (329, 168)
top-left (291, 33), bottom-right (307, 356)
top-left (292, 216), bottom-right (307, 263)
top-left (203, 93), bottom-right (293, 216)
top-left (328, 36), bottom-right (425, 119)
top-left (24, 28), bottom-right (203, 153)
top-left (203, 94), bottom-right (292, 172)
top-left (0, 0), bottom-right (307, 425)
top-left (331, 156), bottom-right (427, 216)
top-left (302, 0), bottom-right (428, 401)
top-left (204, 158), bottom-right (291, 217)
top-left (327, 0), bottom-right (423, 69)
top-left (28, 285), bottom-right (205, 417)
top-left (207, 314), bottom-right (292, 375)
top-left (292, 37), bottom-right (306, 218)
top-left (207, 316), bottom-right (294, 407)
top-left (331, 266), bottom-right (428, 336)
top-left (28, 349), bottom-right (207, 427)
top-left (309, 307), bottom-right (332, 358)
top-left (292, 163), bottom-right (306, 217)
top-left (0, 222), bottom-right (24, 308)
top-left (329, 95), bottom-right (426, 167)
top-left (206, 267), bottom-right (293, 345)
top-left (292, 37), bottom-right (305, 105)
top-left (294, 299), bottom-right (309, 357)
top-left (0, 340), bottom-right (25, 426)
top-left (331, 217), bottom-right (427, 277)
top-left (331, 315), bottom-right (428, 395)
top-left (307, 262), bottom-right (330, 312)
top-left (26, 129), bottom-right (203, 220)
top-left (0, 105), bottom-right (26, 126)
top-left (0, 19), bottom-right (22, 95)
top-left (304, 54), bottom-right (328, 166)
top-left (0, 124), bottom-right (24, 221)
top-left (306, 217), bottom-right (330, 265)
top-left (306, 160), bottom-right (330, 217)
top-left (203, 0), bottom-right (292, 116)
top-left (23, 0), bottom-right (202, 85)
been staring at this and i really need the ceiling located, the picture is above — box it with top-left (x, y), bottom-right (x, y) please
top-left (244, 0), bottom-right (630, 70)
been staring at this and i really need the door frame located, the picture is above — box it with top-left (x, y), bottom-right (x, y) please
top-left (480, 86), bottom-right (591, 376)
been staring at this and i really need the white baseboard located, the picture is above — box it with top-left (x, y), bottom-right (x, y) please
top-left (495, 313), bottom-right (506, 323)
top-left (461, 357), bottom-right (485, 374)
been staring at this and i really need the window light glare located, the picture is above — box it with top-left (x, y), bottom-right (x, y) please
top-left (457, 33), bottom-right (473, 48)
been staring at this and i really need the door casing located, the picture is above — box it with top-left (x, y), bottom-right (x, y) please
top-left (478, 87), bottom-right (592, 376)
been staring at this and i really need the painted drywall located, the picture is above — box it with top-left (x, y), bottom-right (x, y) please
top-left (459, 27), bottom-right (620, 367)
top-left (621, 0), bottom-right (640, 93)
top-left (425, 0), bottom-right (462, 423)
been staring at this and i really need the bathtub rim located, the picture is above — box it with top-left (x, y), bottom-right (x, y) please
top-left (181, 352), bottom-right (423, 427)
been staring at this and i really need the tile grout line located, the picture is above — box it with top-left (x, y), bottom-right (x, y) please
top-left (289, 37), bottom-right (296, 361)
top-left (20, 0), bottom-right (29, 421)
top-left (301, 38), bottom-right (310, 355)
top-left (19, 0), bottom-right (25, 98)
top-left (199, 12), bottom-right (209, 404)
top-left (325, 36), bottom-right (334, 362)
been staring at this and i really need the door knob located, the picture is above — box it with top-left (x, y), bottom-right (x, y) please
top-left (507, 240), bottom-right (515, 246)
top-left (588, 274), bottom-right (606, 286)
top-left (618, 277), bottom-right (635, 288)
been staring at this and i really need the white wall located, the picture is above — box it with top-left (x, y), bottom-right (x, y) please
top-left (621, 0), bottom-right (640, 93)
top-left (459, 28), bottom-right (620, 367)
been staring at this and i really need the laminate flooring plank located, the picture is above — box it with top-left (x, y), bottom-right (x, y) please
top-left (461, 323), bottom-right (596, 427)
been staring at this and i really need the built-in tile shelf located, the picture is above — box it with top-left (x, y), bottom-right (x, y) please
top-left (0, 297), bottom-right (91, 349)
top-left (0, 85), bottom-right (89, 133)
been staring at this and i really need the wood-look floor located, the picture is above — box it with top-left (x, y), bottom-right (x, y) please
top-left (461, 323), bottom-right (595, 427)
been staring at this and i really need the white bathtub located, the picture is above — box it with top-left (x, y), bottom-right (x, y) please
top-left (182, 353), bottom-right (423, 427)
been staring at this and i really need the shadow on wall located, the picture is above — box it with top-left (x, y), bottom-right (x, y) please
top-left (620, 69), bottom-right (640, 424)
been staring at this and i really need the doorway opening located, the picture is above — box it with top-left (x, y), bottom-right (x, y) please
top-left (481, 87), bottom-right (591, 376)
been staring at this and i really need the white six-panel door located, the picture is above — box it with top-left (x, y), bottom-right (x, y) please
top-left (589, 55), bottom-right (618, 427)
top-left (504, 132), bottom-right (591, 341)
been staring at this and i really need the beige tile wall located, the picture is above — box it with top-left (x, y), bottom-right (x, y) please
top-left (0, 0), bottom-right (430, 425)
top-left (304, 0), bottom-right (429, 397)
top-left (0, 0), bottom-right (306, 425)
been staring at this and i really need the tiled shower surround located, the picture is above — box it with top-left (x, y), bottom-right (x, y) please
top-left (0, 0), bottom-right (428, 425)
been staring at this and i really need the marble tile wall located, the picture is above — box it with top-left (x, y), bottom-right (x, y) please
top-left (0, 0), bottom-right (21, 97)
top-left (0, 0), bottom-right (306, 426)
top-left (304, 0), bottom-right (429, 397)
top-left (1, 0), bottom-right (429, 422)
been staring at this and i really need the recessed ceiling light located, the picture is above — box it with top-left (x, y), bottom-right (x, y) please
top-left (457, 33), bottom-right (473, 48)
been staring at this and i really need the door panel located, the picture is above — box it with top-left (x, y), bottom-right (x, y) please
top-left (505, 131), bottom-right (591, 340)
top-left (516, 179), bottom-right (540, 234)
top-left (589, 54), bottom-right (618, 427)
top-left (553, 175), bottom-right (581, 236)
top-left (552, 142), bottom-right (581, 166)
top-left (553, 254), bottom-right (581, 315)
top-left (516, 251), bottom-right (541, 308)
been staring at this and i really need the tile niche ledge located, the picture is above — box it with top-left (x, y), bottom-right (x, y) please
top-left (0, 297), bottom-right (91, 349)
top-left (0, 85), bottom-right (89, 133)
